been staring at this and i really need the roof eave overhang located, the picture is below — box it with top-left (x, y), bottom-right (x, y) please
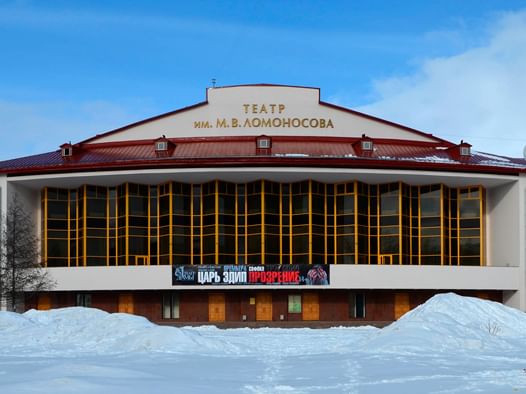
top-left (2, 156), bottom-right (524, 178)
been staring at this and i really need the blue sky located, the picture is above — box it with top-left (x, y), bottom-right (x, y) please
top-left (1, 0), bottom-right (526, 159)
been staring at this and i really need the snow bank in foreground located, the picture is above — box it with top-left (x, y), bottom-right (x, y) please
top-left (0, 307), bottom-right (240, 355)
top-left (1, 293), bottom-right (526, 357)
top-left (364, 293), bottom-right (526, 354)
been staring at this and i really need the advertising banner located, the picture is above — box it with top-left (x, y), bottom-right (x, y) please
top-left (172, 264), bottom-right (329, 286)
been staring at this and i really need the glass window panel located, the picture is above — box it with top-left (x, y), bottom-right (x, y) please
top-left (47, 201), bottom-right (68, 219)
top-left (312, 195), bottom-right (324, 214)
top-left (460, 238), bottom-right (480, 256)
top-left (420, 227), bottom-right (441, 236)
top-left (292, 195), bottom-right (308, 214)
top-left (460, 199), bottom-right (480, 218)
top-left (288, 295), bottom-right (302, 313)
top-left (421, 255), bottom-right (441, 265)
top-left (86, 238), bottom-right (106, 256)
top-left (380, 236), bottom-right (399, 254)
top-left (47, 239), bottom-right (68, 257)
top-left (86, 199), bottom-right (106, 217)
top-left (349, 293), bottom-right (366, 318)
top-left (380, 226), bottom-right (399, 235)
top-left (293, 235), bottom-right (308, 254)
top-left (337, 195), bottom-right (354, 214)
top-left (381, 196), bottom-right (399, 215)
top-left (247, 235), bottom-right (261, 254)
top-left (47, 220), bottom-right (68, 230)
top-left (420, 196), bottom-right (440, 217)
top-left (421, 237), bottom-right (441, 254)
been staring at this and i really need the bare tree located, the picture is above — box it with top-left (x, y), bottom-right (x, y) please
top-left (0, 199), bottom-right (54, 312)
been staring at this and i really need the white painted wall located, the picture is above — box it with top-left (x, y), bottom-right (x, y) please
top-left (486, 182), bottom-right (520, 267)
top-left (89, 86), bottom-right (439, 143)
top-left (46, 265), bottom-right (520, 292)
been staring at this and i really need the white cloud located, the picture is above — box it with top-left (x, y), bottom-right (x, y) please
top-left (355, 11), bottom-right (526, 158)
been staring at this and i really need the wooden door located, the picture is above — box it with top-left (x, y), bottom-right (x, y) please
top-left (394, 292), bottom-right (410, 320)
top-left (477, 292), bottom-right (490, 300)
top-left (256, 292), bottom-right (272, 321)
top-left (209, 293), bottom-right (226, 322)
top-left (302, 292), bottom-right (320, 321)
top-left (37, 294), bottom-right (51, 310)
top-left (118, 293), bottom-right (134, 314)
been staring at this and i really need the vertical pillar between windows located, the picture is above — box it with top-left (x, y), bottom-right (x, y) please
top-left (43, 188), bottom-right (48, 267)
top-left (398, 182), bottom-right (402, 265)
top-left (481, 187), bottom-right (485, 266)
top-left (289, 184), bottom-right (293, 265)
top-left (324, 183), bottom-right (327, 265)
top-left (261, 180), bottom-right (265, 265)
top-left (82, 185), bottom-right (86, 267)
top-left (333, 184), bottom-right (337, 264)
top-left (199, 185), bottom-right (203, 265)
top-left (456, 188), bottom-right (460, 266)
top-left (125, 183), bottom-right (129, 266)
top-left (417, 186), bottom-right (421, 265)
top-left (244, 183), bottom-right (248, 266)
top-left (353, 181), bottom-right (358, 265)
top-left (215, 180), bottom-right (219, 264)
top-left (440, 184), bottom-right (445, 266)
top-left (106, 187), bottom-right (109, 266)
top-left (235, 184), bottom-right (238, 265)
top-left (168, 182), bottom-right (173, 265)
top-left (308, 180), bottom-right (312, 265)
top-left (279, 183), bottom-right (283, 265)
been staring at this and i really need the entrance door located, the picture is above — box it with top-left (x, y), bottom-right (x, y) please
top-left (209, 293), bottom-right (226, 322)
top-left (118, 293), bottom-right (134, 314)
top-left (394, 292), bottom-right (410, 320)
top-left (37, 294), bottom-right (51, 310)
top-left (256, 292), bottom-right (272, 321)
top-left (302, 292), bottom-right (320, 321)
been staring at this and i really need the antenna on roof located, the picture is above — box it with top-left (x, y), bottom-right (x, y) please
top-left (211, 78), bottom-right (216, 88)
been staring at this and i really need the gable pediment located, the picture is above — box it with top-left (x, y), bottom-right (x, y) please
top-left (86, 85), bottom-right (443, 144)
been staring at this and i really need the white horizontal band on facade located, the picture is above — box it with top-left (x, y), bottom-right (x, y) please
top-left (45, 265), bottom-right (521, 292)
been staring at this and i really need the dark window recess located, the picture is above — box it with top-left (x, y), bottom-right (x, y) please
top-left (349, 293), bottom-right (366, 318)
top-left (76, 294), bottom-right (92, 307)
top-left (162, 293), bottom-right (180, 319)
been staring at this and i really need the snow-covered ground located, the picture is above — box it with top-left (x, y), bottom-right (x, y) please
top-left (1, 293), bottom-right (526, 393)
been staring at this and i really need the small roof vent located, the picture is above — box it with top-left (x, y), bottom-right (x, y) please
top-left (154, 135), bottom-right (175, 157)
top-left (60, 142), bottom-right (73, 159)
top-left (447, 140), bottom-right (472, 161)
top-left (352, 134), bottom-right (374, 157)
top-left (256, 135), bottom-right (272, 155)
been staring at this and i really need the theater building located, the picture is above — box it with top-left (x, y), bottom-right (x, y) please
top-left (1, 84), bottom-right (525, 325)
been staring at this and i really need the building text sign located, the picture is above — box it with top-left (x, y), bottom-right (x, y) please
top-left (172, 264), bottom-right (330, 285)
top-left (193, 103), bottom-right (335, 129)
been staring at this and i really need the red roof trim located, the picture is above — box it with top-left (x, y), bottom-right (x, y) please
top-left (3, 156), bottom-right (524, 177)
top-left (80, 135), bottom-right (449, 150)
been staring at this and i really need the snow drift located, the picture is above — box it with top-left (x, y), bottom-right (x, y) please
top-left (363, 293), bottom-right (526, 354)
top-left (1, 293), bottom-right (526, 357)
top-left (0, 307), bottom-right (240, 355)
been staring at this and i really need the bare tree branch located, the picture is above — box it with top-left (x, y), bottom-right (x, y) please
top-left (0, 198), bottom-right (55, 312)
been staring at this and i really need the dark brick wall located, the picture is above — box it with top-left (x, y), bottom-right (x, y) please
top-left (24, 289), bottom-right (504, 324)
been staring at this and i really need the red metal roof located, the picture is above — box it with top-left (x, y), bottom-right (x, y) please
top-left (1, 136), bottom-right (525, 176)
